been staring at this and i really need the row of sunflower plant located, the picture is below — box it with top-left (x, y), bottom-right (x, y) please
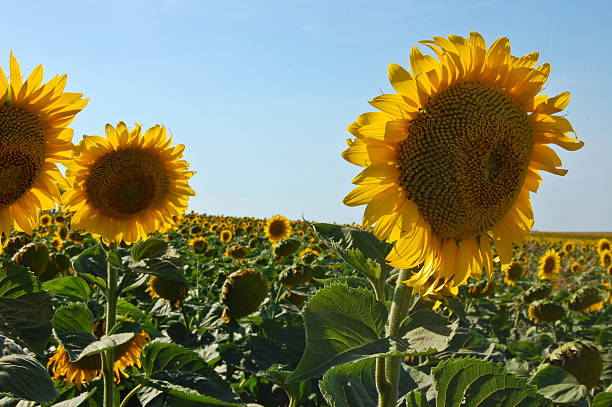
top-left (1, 30), bottom-right (611, 407)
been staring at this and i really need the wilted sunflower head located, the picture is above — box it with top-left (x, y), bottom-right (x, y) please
top-left (265, 215), bottom-right (292, 243)
top-left (221, 268), bottom-right (269, 322)
top-left (597, 238), bottom-right (611, 255)
top-left (538, 249), bottom-right (561, 280)
top-left (546, 341), bottom-right (603, 390)
top-left (225, 244), bottom-right (248, 259)
top-left (529, 301), bottom-right (565, 324)
top-left (342, 32), bottom-right (583, 294)
top-left (568, 287), bottom-right (603, 313)
top-left (299, 247), bottom-right (320, 264)
top-left (62, 122), bottom-right (195, 244)
top-left (0, 54), bottom-right (87, 236)
top-left (219, 229), bottom-right (233, 243)
top-left (146, 275), bottom-right (187, 307)
top-left (47, 321), bottom-right (149, 390)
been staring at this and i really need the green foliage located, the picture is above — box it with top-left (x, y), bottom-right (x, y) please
top-left (398, 310), bottom-right (458, 355)
top-left (132, 238), bottom-right (172, 261)
top-left (594, 392), bottom-right (612, 407)
top-left (529, 365), bottom-right (588, 404)
top-left (308, 222), bottom-right (393, 297)
top-left (134, 341), bottom-right (242, 406)
top-left (0, 261), bottom-right (53, 354)
top-left (287, 284), bottom-right (388, 382)
top-left (0, 354), bottom-right (58, 402)
top-left (71, 244), bottom-right (108, 288)
top-left (42, 276), bottom-right (91, 302)
top-left (431, 357), bottom-right (551, 407)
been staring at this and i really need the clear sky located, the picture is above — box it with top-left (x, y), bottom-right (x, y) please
top-left (1, 0), bottom-right (610, 231)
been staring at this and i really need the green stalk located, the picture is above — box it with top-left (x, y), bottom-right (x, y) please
top-left (119, 384), bottom-right (143, 407)
top-left (377, 269), bottom-right (412, 407)
top-left (103, 247), bottom-right (118, 407)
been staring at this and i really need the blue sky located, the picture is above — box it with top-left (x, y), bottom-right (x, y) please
top-left (1, 1), bottom-right (610, 231)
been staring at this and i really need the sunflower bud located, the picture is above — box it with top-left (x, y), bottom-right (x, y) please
top-left (274, 238), bottom-right (301, 257)
top-left (547, 341), bottom-right (603, 389)
top-left (221, 268), bottom-right (269, 321)
top-left (12, 242), bottom-right (49, 277)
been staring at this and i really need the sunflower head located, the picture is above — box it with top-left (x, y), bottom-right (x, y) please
top-left (279, 264), bottom-right (314, 289)
top-left (546, 341), bottom-right (603, 390)
top-left (273, 238), bottom-right (301, 258)
top-left (265, 215), bottom-right (292, 243)
top-left (221, 268), bottom-right (269, 322)
top-left (342, 32), bottom-right (583, 294)
top-left (600, 250), bottom-right (612, 269)
top-left (0, 54), bottom-right (87, 236)
top-left (189, 237), bottom-right (208, 254)
top-left (219, 229), bottom-right (233, 243)
top-left (40, 214), bottom-right (52, 227)
top-left (146, 275), bottom-right (187, 307)
top-left (47, 322), bottom-right (149, 390)
top-left (62, 122), bottom-right (195, 244)
top-left (528, 301), bottom-right (565, 324)
top-left (225, 244), bottom-right (248, 259)
top-left (466, 279), bottom-right (496, 298)
top-left (12, 242), bottom-right (49, 277)
top-left (523, 284), bottom-right (552, 304)
top-left (538, 249), bottom-right (561, 280)
top-left (503, 261), bottom-right (524, 286)
top-left (299, 248), bottom-right (320, 264)
top-left (562, 241), bottom-right (575, 255)
top-left (3, 234), bottom-right (32, 256)
top-left (190, 225), bottom-right (202, 235)
top-left (597, 238), bottom-right (611, 255)
top-left (568, 287), bottom-right (603, 313)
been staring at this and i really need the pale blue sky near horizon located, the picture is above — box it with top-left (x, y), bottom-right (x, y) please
top-left (1, 0), bottom-right (610, 231)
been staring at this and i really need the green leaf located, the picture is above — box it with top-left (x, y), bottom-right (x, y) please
top-left (135, 342), bottom-right (241, 406)
top-left (132, 239), bottom-right (170, 262)
top-left (309, 223), bottom-right (392, 295)
top-left (78, 332), bottom-right (136, 358)
top-left (50, 389), bottom-right (96, 407)
top-left (287, 284), bottom-right (388, 382)
top-left (529, 365), bottom-right (588, 404)
top-left (42, 276), bottom-right (91, 302)
top-left (594, 392), bottom-right (612, 407)
top-left (132, 257), bottom-right (186, 282)
top-left (52, 304), bottom-right (96, 361)
top-left (404, 391), bottom-right (430, 407)
top-left (507, 341), bottom-right (544, 362)
top-left (267, 364), bottom-right (311, 407)
top-left (0, 261), bottom-right (53, 354)
top-left (399, 310), bottom-right (457, 355)
top-left (0, 354), bottom-right (58, 402)
top-left (432, 357), bottom-right (551, 407)
top-left (116, 300), bottom-right (162, 337)
top-left (71, 245), bottom-right (107, 287)
top-left (319, 358), bottom-right (430, 407)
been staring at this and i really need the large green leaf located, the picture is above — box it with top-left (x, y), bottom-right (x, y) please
top-left (319, 358), bottom-right (431, 407)
top-left (116, 300), bottom-right (162, 337)
top-left (432, 357), bottom-right (551, 407)
top-left (42, 276), bottom-right (91, 302)
top-left (132, 239), bottom-right (171, 262)
top-left (0, 261), bottom-right (53, 354)
top-left (399, 310), bottom-right (458, 355)
top-left (287, 284), bottom-right (388, 382)
top-left (529, 365), bottom-right (588, 404)
top-left (0, 354), bottom-right (58, 402)
top-left (52, 304), bottom-right (137, 362)
top-left (594, 392), bottom-right (612, 407)
top-left (404, 391), bottom-right (430, 407)
top-left (309, 223), bottom-right (392, 296)
top-left (71, 245), bottom-right (107, 288)
top-left (50, 389), bottom-right (96, 407)
top-left (134, 342), bottom-right (241, 406)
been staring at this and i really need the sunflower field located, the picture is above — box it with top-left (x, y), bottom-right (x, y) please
top-left (1, 31), bottom-right (611, 407)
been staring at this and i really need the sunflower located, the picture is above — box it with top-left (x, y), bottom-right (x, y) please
top-left (189, 237), bottom-right (207, 253)
top-left (600, 250), bottom-right (612, 269)
top-left (51, 236), bottom-right (63, 251)
top-left (62, 122), bottom-right (195, 244)
top-left (219, 229), bottom-right (233, 243)
top-left (597, 238), bottom-right (611, 255)
top-left (265, 215), bottom-right (292, 243)
top-left (538, 249), bottom-right (561, 280)
top-left (146, 275), bottom-right (187, 307)
top-left (563, 241), bottom-right (575, 256)
top-left (47, 323), bottom-right (149, 390)
top-left (342, 32), bottom-right (583, 294)
top-left (570, 262), bottom-right (582, 274)
top-left (0, 54), bottom-right (87, 236)
top-left (503, 261), bottom-right (524, 286)
top-left (40, 214), bottom-right (52, 227)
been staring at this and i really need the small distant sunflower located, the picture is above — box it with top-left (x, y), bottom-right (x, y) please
top-left (600, 250), bottom-right (612, 269)
top-left (538, 249), bottom-right (561, 280)
top-left (265, 215), bottom-right (292, 243)
top-left (40, 214), bottom-right (52, 227)
top-left (570, 262), bottom-right (582, 274)
top-left (51, 236), bottom-right (63, 250)
top-left (225, 244), bottom-right (247, 259)
top-left (597, 238), bottom-right (611, 255)
top-left (62, 122), bottom-right (195, 244)
top-left (299, 247), bottom-right (320, 264)
top-left (47, 322), bottom-right (149, 390)
top-left (219, 229), bottom-right (233, 243)
top-left (503, 261), bottom-right (524, 286)
top-left (189, 237), bottom-right (207, 253)
top-left (0, 54), bottom-right (87, 236)
top-left (563, 241), bottom-right (575, 256)
top-left (342, 32), bottom-right (583, 293)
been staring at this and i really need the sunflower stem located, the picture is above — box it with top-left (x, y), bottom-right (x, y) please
top-left (103, 244), bottom-right (119, 407)
top-left (119, 384), bottom-right (143, 407)
top-left (551, 321), bottom-right (558, 343)
top-left (377, 268), bottom-right (412, 407)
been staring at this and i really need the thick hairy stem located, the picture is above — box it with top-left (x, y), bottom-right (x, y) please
top-left (103, 253), bottom-right (118, 407)
top-left (377, 269), bottom-right (412, 407)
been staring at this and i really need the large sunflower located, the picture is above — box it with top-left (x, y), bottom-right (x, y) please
top-left (343, 32), bottom-right (583, 293)
top-left (0, 53), bottom-right (87, 236)
top-left (265, 215), bottom-right (292, 243)
top-left (62, 122), bottom-right (195, 243)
